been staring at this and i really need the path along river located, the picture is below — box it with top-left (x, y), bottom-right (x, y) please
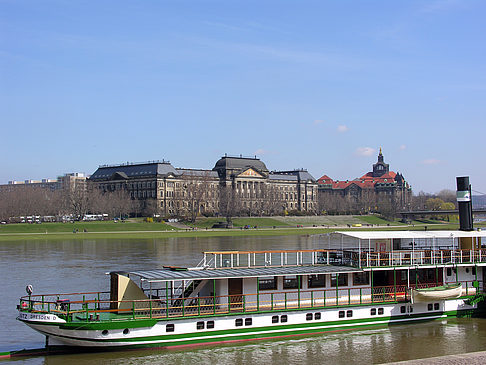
top-left (2, 235), bottom-right (486, 364)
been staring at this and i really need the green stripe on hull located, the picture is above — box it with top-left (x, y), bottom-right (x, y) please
top-left (43, 310), bottom-right (466, 350)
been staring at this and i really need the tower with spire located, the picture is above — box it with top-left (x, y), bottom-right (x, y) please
top-left (372, 148), bottom-right (389, 177)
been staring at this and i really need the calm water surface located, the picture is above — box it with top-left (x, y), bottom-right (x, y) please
top-left (2, 235), bottom-right (486, 364)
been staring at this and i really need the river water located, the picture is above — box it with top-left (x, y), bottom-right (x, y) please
top-left (2, 235), bottom-right (486, 364)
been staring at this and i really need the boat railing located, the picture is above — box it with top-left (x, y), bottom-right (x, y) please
top-left (200, 249), bottom-right (344, 269)
top-left (349, 249), bottom-right (486, 268)
top-left (18, 280), bottom-right (480, 322)
top-left (199, 248), bottom-right (486, 270)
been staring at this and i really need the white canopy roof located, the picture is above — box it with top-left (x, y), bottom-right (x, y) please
top-left (335, 230), bottom-right (486, 240)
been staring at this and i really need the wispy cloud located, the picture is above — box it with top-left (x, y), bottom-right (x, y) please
top-left (399, 144), bottom-right (407, 150)
top-left (421, 158), bottom-right (441, 165)
top-left (420, 0), bottom-right (464, 14)
top-left (313, 119), bottom-right (325, 125)
top-left (356, 147), bottom-right (376, 157)
top-left (337, 125), bottom-right (349, 133)
top-left (255, 148), bottom-right (269, 156)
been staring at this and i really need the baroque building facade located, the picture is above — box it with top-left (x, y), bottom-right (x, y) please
top-left (88, 156), bottom-right (318, 217)
top-left (317, 149), bottom-right (412, 214)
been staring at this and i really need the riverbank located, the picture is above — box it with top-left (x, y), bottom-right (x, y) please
top-left (0, 221), bottom-right (481, 241)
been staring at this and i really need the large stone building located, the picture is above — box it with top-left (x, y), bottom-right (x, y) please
top-left (89, 156), bottom-right (318, 217)
top-left (0, 173), bottom-right (87, 193)
top-left (317, 149), bottom-right (412, 214)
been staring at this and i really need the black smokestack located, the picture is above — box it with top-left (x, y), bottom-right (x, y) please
top-left (456, 176), bottom-right (473, 231)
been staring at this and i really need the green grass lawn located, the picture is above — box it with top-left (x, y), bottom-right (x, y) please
top-left (189, 217), bottom-right (291, 229)
top-left (0, 220), bottom-right (177, 234)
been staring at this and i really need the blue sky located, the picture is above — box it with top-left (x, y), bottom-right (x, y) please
top-left (1, 0), bottom-right (485, 194)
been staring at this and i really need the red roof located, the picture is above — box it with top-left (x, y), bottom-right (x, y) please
top-left (318, 171), bottom-right (399, 190)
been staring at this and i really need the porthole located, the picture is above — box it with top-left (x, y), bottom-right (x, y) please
top-left (306, 313), bottom-right (313, 321)
top-left (101, 330), bottom-right (109, 336)
top-left (206, 321), bottom-right (214, 329)
top-left (314, 312), bottom-right (321, 320)
top-left (272, 316), bottom-right (279, 323)
top-left (370, 308), bottom-right (376, 316)
top-left (346, 310), bottom-right (353, 318)
top-left (197, 321), bottom-right (205, 330)
top-left (166, 324), bottom-right (175, 332)
top-left (235, 318), bottom-right (243, 327)
top-left (339, 311), bottom-right (345, 318)
top-left (280, 315), bottom-right (288, 323)
top-left (378, 308), bottom-right (384, 315)
top-left (245, 318), bottom-right (252, 326)
top-left (123, 328), bottom-right (129, 335)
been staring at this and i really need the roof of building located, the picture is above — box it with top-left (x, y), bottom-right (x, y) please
top-left (176, 169), bottom-right (219, 178)
top-left (128, 264), bottom-right (361, 282)
top-left (212, 156), bottom-right (269, 174)
top-left (90, 162), bottom-right (178, 180)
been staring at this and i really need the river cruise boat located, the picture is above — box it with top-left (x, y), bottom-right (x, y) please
top-left (17, 230), bottom-right (486, 350)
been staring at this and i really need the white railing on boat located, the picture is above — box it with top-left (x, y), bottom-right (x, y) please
top-left (201, 249), bottom-right (486, 269)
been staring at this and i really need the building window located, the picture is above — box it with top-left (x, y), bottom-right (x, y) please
top-left (331, 274), bottom-right (348, 287)
top-left (283, 275), bottom-right (300, 289)
top-left (259, 277), bottom-right (277, 291)
top-left (353, 272), bottom-right (369, 286)
top-left (308, 274), bottom-right (326, 288)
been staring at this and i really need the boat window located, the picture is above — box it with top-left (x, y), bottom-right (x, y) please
top-left (281, 315), bottom-right (288, 323)
top-left (434, 303), bottom-right (439, 310)
top-left (207, 321), bottom-right (214, 329)
top-left (235, 318), bottom-right (243, 327)
top-left (306, 313), bottom-right (313, 321)
top-left (353, 272), bottom-right (369, 286)
top-left (370, 308), bottom-right (376, 316)
top-left (123, 328), bottom-right (129, 335)
top-left (308, 274), bottom-right (326, 288)
top-left (314, 312), bottom-right (321, 320)
top-left (102, 330), bottom-right (109, 336)
top-left (346, 310), bottom-right (353, 318)
top-left (272, 315), bottom-right (279, 323)
top-left (331, 274), bottom-right (348, 287)
top-left (283, 275), bottom-right (301, 289)
top-left (447, 268), bottom-right (452, 276)
top-left (259, 277), bottom-right (277, 291)
top-left (400, 306), bottom-right (406, 314)
top-left (409, 306), bottom-right (413, 313)
top-left (466, 268), bottom-right (469, 274)
top-left (245, 318), bottom-right (252, 326)
top-left (378, 308), bottom-right (384, 315)
top-left (166, 324), bottom-right (175, 332)
top-left (339, 311), bottom-right (345, 318)
top-left (472, 267), bottom-right (477, 276)
top-left (197, 321), bottom-right (205, 330)
top-left (428, 304), bottom-right (433, 311)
